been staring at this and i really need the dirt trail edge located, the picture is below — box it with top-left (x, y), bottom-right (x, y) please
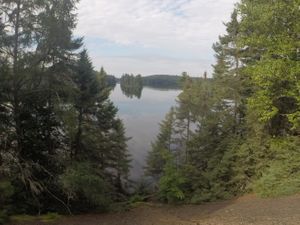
top-left (10, 194), bottom-right (300, 225)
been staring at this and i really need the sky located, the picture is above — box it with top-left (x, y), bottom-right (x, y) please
top-left (76, 0), bottom-right (237, 77)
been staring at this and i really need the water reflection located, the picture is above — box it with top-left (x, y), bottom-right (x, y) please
top-left (120, 84), bottom-right (143, 99)
top-left (110, 84), bottom-right (181, 180)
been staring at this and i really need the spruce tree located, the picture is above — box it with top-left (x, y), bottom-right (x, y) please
top-left (0, 0), bottom-right (82, 213)
top-left (146, 108), bottom-right (176, 180)
top-left (61, 55), bottom-right (131, 209)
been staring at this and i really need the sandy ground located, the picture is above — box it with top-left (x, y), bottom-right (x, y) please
top-left (10, 194), bottom-right (300, 225)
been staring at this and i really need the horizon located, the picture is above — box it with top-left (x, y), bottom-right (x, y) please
top-left (107, 73), bottom-right (209, 78)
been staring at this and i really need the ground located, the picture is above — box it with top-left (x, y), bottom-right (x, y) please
top-left (9, 194), bottom-right (300, 225)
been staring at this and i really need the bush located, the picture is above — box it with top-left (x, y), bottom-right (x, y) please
top-left (128, 194), bottom-right (146, 208)
top-left (0, 180), bottom-right (14, 224)
top-left (60, 162), bottom-right (112, 211)
top-left (254, 163), bottom-right (300, 197)
top-left (10, 213), bottom-right (61, 224)
top-left (158, 159), bottom-right (186, 203)
top-left (190, 190), bottom-right (213, 204)
top-left (254, 137), bottom-right (300, 197)
top-left (0, 210), bottom-right (9, 225)
top-left (39, 213), bottom-right (62, 222)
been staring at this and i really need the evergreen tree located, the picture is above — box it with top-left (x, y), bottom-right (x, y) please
top-left (177, 72), bottom-right (194, 144)
top-left (147, 1), bottom-right (300, 203)
top-left (158, 152), bottom-right (186, 203)
top-left (0, 0), bottom-right (131, 216)
top-left (110, 120), bottom-right (131, 193)
top-left (0, 0), bottom-right (82, 213)
top-left (71, 50), bottom-right (100, 159)
top-left (61, 53), bottom-right (131, 210)
top-left (146, 108), bottom-right (176, 180)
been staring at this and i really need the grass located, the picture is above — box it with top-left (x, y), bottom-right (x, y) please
top-left (11, 213), bottom-right (62, 223)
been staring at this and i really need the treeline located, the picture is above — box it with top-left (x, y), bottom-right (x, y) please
top-left (106, 74), bottom-right (118, 87)
top-left (0, 0), bottom-right (130, 222)
top-left (146, 0), bottom-right (299, 203)
top-left (119, 74), bottom-right (202, 98)
top-left (142, 75), bottom-right (182, 89)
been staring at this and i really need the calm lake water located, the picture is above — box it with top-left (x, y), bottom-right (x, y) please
top-left (110, 84), bottom-right (181, 180)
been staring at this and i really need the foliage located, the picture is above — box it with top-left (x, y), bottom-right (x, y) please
top-left (61, 162), bottom-right (112, 211)
top-left (158, 152), bottom-right (186, 203)
top-left (239, 0), bottom-right (300, 135)
top-left (142, 75), bottom-right (182, 89)
top-left (146, 108), bottom-right (176, 180)
top-left (0, 0), bottom-right (130, 216)
top-left (254, 137), bottom-right (300, 197)
top-left (39, 213), bottom-right (62, 223)
top-left (128, 194), bottom-right (147, 208)
top-left (146, 0), bottom-right (300, 204)
top-left (0, 181), bottom-right (14, 224)
top-left (10, 213), bottom-right (61, 223)
top-left (0, 0), bottom-right (299, 216)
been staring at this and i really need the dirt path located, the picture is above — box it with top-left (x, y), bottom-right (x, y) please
top-left (10, 194), bottom-right (300, 225)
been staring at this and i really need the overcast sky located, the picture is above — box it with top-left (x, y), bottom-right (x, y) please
top-left (76, 0), bottom-right (237, 77)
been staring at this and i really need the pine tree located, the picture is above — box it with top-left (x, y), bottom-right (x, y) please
top-left (71, 50), bottom-right (100, 159)
top-left (110, 119), bottom-right (131, 193)
top-left (61, 56), bottom-right (131, 209)
top-left (0, 0), bottom-right (82, 213)
top-left (146, 108), bottom-right (176, 180)
top-left (176, 73), bottom-right (195, 162)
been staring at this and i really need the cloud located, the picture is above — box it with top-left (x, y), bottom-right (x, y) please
top-left (90, 54), bottom-right (211, 76)
top-left (76, 0), bottom-right (237, 76)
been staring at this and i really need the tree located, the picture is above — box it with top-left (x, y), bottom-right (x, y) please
top-left (71, 50), bottom-right (100, 159)
top-left (61, 58), bottom-right (131, 210)
top-left (0, 0), bottom-right (131, 215)
top-left (109, 120), bottom-right (131, 193)
top-left (147, 1), bottom-right (299, 203)
top-left (239, 0), bottom-right (300, 135)
top-left (158, 152), bottom-right (186, 203)
top-left (0, 0), bottom-right (82, 213)
top-left (146, 108), bottom-right (176, 180)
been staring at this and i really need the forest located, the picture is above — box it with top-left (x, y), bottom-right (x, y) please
top-left (0, 0), bottom-right (130, 223)
top-left (142, 75), bottom-right (182, 89)
top-left (0, 0), bottom-right (299, 224)
top-left (146, 0), bottom-right (299, 203)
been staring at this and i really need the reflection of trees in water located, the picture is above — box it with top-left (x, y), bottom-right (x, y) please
top-left (120, 74), bottom-right (143, 99)
top-left (119, 74), bottom-right (187, 99)
top-left (120, 83), bottom-right (143, 99)
top-left (105, 74), bottom-right (117, 89)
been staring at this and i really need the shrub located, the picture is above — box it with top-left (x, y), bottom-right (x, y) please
top-left (0, 180), bottom-right (14, 224)
top-left (158, 159), bottom-right (186, 203)
top-left (0, 210), bottom-right (9, 225)
top-left (254, 137), bottom-right (300, 197)
top-left (60, 162), bottom-right (112, 211)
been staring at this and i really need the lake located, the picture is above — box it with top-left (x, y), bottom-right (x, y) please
top-left (110, 84), bottom-right (181, 180)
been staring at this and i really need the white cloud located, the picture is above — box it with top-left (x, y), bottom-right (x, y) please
top-left (76, 0), bottom-right (237, 76)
